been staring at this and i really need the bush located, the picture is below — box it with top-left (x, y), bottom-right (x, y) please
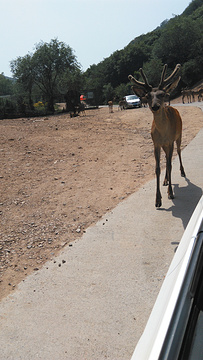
top-left (0, 97), bottom-right (18, 119)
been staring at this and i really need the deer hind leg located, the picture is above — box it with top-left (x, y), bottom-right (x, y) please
top-left (154, 146), bottom-right (162, 207)
top-left (163, 144), bottom-right (174, 200)
top-left (176, 136), bottom-right (186, 177)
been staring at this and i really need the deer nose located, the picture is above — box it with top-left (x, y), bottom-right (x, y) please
top-left (152, 104), bottom-right (160, 111)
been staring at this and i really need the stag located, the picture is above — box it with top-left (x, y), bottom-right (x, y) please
top-left (128, 64), bottom-right (186, 207)
top-left (181, 89), bottom-right (192, 104)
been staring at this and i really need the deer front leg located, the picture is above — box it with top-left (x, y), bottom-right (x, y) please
top-left (164, 144), bottom-right (174, 200)
top-left (154, 147), bottom-right (162, 207)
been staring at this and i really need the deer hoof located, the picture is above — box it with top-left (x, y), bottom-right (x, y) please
top-left (155, 199), bottom-right (162, 207)
top-left (168, 193), bottom-right (174, 200)
top-left (155, 202), bottom-right (162, 208)
top-left (155, 192), bottom-right (162, 207)
top-left (163, 179), bottom-right (168, 186)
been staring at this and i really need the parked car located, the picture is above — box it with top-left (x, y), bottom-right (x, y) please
top-left (124, 94), bottom-right (141, 108)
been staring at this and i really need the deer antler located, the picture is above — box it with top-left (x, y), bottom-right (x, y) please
top-left (128, 75), bottom-right (147, 90)
top-left (139, 68), bottom-right (152, 90)
top-left (159, 64), bottom-right (168, 88)
top-left (128, 68), bottom-right (152, 92)
top-left (158, 64), bottom-right (181, 89)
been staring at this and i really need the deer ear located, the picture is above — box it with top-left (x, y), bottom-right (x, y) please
top-left (131, 86), bottom-right (147, 98)
top-left (163, 76), bottom-right (181, 94)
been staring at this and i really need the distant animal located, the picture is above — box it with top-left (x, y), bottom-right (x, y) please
top-left (181, 89), bottom-right (192, 104)
top-left (108, 101), bottom-right (113, 113)
top-left (129, 64), bottom-right (186, 207)
top-left (191, 90), bottom-right (198, 101)
top-left (118, 100), bottom-right (126, 110)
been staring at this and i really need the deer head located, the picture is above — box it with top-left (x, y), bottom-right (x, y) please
top-left (128, 64), bottom-right (181, 112)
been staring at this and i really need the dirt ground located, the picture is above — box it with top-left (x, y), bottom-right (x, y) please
top-left (0, 102), bottom-right (203, 300)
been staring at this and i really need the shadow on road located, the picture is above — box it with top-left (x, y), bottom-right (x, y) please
top-left (159, 177), bottom-right (202, 230)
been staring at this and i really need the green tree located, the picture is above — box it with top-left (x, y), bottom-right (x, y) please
top-left (114, 83), bottom-right (129, 100)
top-left (83, 63), bottom-right (106, 104)
top-left (32, 39), bottom-right (80, 112)
top-left (58, 67), bottom-right (83, 98)
top-left (10, 54), bottom-right (35, 110)
top-left (0, 73), bottom-right (14, 96)
top-left (142, 58), bottom-right (164, 86)
top-left (102, 83), bottom-right (114, 104)
top-left (182, 59), bottom-right (200, 86)
top-left (152, 16), bottom-right (201, 69)
top-left (182, 0), bottom-right (203, 16)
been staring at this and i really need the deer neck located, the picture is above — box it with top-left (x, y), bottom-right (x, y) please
top-left (152, 107), bottom-right (169, 133)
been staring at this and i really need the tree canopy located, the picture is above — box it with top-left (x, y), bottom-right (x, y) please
top-left (0, 73), bottom-right (14, 96)
top-left (10, 39), bottom-right (81, 113)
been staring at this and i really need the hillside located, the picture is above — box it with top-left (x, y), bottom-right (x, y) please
top-left (83, 0), bottom-right (203, 104)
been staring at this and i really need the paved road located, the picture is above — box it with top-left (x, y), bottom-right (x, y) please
top-left (173, 101), bottom-right (203, 111)
top-left (0, 106), bottom-right (202, 360)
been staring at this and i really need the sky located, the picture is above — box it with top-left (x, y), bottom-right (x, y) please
top-left (1, 0), bottom-right (191, 77)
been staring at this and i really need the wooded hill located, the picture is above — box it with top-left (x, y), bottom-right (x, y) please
top-left (83, 0), bottom-right (203, 104)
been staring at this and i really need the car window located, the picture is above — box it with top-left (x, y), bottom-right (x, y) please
top-left (126, 95), bottom-right (138, 100)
